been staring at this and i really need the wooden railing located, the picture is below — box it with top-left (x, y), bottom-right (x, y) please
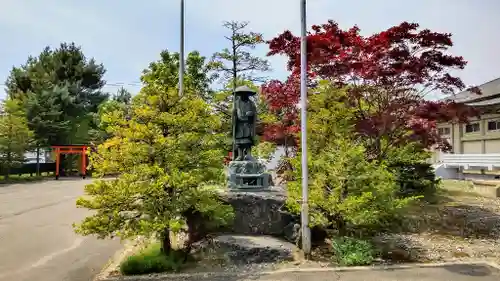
top-left (441, 153), bottom-right (500, 170)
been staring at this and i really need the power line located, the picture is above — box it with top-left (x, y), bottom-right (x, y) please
top-left (0, 81), bottom-right (143, 87)
top-left (104, 82), bottom-right (142, 87)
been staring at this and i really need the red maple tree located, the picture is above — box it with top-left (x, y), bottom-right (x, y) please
top-left (264, 20), bottom-right (479, 160)
top-left (260, 75), bottom-right (301, 157)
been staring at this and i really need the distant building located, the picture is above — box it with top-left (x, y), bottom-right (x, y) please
top-left (24, 149), bottom-right (52, 164)
top-left (432, 77), bottom-right (500, 180)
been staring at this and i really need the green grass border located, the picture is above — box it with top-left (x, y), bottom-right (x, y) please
top-left (119, 242), bottom-right (188, 276)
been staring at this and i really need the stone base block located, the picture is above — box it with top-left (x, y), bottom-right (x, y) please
top-left (207, 235), bottom-right (297, 264)
top-left (227, 160), bottom-right (272, 190)
top-left (217, 188), bottom-right (327, 245)
top-left (218, 188), bottom-right (291, 236)
top-left (228, 173), bottom-right (271, 190)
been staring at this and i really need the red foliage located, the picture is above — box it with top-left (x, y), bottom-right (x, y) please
top-left (260, 75), bottom-right (301, 153)
top-left (223, 152), bottom-right (232, 165)
top-left (264, 20), bottom-right (479, 157)
top-left (268, 21), bottom-right (469, 94)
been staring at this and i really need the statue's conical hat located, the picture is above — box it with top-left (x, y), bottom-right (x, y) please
top-left (233, 85), bottom-right (257, 96)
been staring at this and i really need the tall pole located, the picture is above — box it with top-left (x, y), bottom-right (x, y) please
top-left (178, 0), bottom-right (185, 97)
top-left (299, 0), bottom-right (311, 256)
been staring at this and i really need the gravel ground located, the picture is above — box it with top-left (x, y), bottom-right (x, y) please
top-left (104, 180), bottom-right (500, 278)
top-left (373, 182), bottom-right (500, 265)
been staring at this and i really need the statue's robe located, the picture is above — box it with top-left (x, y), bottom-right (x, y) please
top-left (234, 97), bottom-right (257, 146)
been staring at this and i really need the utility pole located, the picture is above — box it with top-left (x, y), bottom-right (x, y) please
top-left (299, 0), bottom-right (311, 256)
top-left (179, 0), bottom-right (185, 97)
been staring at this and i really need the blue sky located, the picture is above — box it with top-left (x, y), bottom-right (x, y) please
top-left (1, 0), bottom-right (499, 99)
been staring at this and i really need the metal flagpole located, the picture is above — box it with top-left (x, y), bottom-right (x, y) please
top-left (299, 0), bottom-right (311, 256)
top-left (179, 0), bottom-right (185, 97)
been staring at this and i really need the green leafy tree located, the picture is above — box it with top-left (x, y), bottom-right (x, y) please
top-left (74, 56), bottom-right (234, 257)
top-left (286, 85), bottom-right (415, 236)
top-left (0, 100), bottom-right (33, 179)
top-left (5, 42), bottom-right (108, 173)
top-left (141, 50), bottom-right (213, 101)
top-left (90, 87), bottom-right (133, 143)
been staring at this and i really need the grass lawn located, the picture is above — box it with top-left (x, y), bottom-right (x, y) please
top-left (0, 173), bottom-right (53, 184)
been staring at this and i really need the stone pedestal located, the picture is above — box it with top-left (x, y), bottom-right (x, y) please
top-left (205, 235), bottom-right (297, 264)
top-left (227, 160), bottom-right (272, 190)
top-left (217, 187), bottom-right (327, 245)
top-left (217, 187), bottom-right (292, 236)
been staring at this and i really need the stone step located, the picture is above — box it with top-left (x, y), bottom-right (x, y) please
top-left (207, 235), bottom-right (298, 264)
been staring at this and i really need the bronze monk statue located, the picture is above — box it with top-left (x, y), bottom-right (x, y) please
top-left (232, 86), bottom-right (257, 161)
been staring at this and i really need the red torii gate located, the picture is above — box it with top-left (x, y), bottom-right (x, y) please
top-left (51, 145), bottom-right (89, 180)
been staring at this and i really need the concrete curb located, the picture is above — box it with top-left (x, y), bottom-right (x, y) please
top-left (270, 260), bottom-right (500, 273)
top-left (97, 260), bottom-right (500, 280)
top-left (94, 237), bottom-right (148, 281)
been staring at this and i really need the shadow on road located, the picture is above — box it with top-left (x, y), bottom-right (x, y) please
top-left (442, 264), bottom-right (497, 277)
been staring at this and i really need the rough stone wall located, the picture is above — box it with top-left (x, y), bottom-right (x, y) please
top-left (217, 188), bottom-right (326, 244)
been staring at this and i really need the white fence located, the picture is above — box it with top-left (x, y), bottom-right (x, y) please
top-left (441, 153), bottom-right (500, 170)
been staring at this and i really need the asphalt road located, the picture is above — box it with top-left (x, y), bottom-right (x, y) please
top-left (257, 265), bottom-right (500, 281)
top-left (174, 264), bottom-right (500, 281)
top-left (0, 179), bottom-right (122, 281)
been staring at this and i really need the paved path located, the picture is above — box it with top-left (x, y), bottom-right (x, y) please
top-left (172, 264), bottom-right (500, 281)
top-left (252, 265), bottom-right (500, 281)
top-left (0, 179), bottom-right (122, 281)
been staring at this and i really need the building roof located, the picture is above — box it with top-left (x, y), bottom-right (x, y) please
top-left (466, 96), bottom-right (500, 107)
top-left (449, 77), bottom-right (500, 103)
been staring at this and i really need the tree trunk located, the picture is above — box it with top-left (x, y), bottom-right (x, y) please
top-left (230, 36), bottom-right (238, 161)
top-left (36, 147), bottom-right (40, 176)
top-left (336, 215), bottom-right (347, 236)
top-left (5, 152), bottom-right (11, 180)
top-left (160, 229), bottom-right (171, 255)
top-left (336, 183), bottom-right (349, 236)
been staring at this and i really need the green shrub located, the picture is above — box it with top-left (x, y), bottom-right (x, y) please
top-left (331, 237), bottom-right (377, 266)
top-left (390, 162), bottom-right (441, 199)
top-left (384, 144), bottom-right (440, 200)
top-left (287, 139), bottom-right (416, 235)
top-left (120, 243), bottom-right (186, 275)
top-left (74, 87), bottom-right (234, 255)
top-left (286, 86), bottom-right (416, 236)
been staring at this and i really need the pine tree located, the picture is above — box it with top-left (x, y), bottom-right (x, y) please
top-left (91, 88), bottom-right (133, 143)
top-left (141, 50), bottom-right (214, 101)
top-left (208, 21), bottom-right (270, 156)
top-left (6, 43), bottom-right (108, 174)
top-left (209, 21), bottom-right (270, 90)
top-left (114, 87), bottom-right (132, 104)
top-left (24, 86), bottom-right (72, 174)
top-left (74, 83), bottom-right (233, 257)
top-left (6, 42), bottom-right (108, 147)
